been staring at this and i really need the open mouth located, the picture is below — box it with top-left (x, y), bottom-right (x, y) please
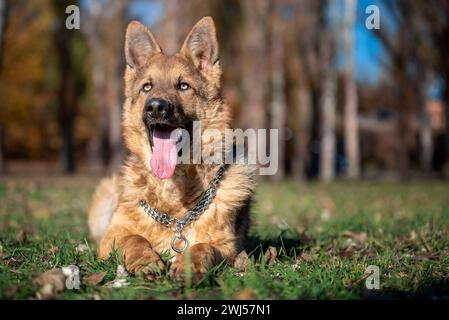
top-left (147, 123), bottom-right (183, 180)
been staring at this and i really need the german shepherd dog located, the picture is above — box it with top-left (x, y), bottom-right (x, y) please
top-left (88, 17), bottom-right (256, 282)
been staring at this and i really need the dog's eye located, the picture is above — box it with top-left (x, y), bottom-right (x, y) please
top-left (177, 82), bottom-right (190, 91)
top-left (142, 83), bottom-right (152, 93)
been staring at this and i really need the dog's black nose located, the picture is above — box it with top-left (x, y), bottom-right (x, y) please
top-left (145, 98), bottom-right (172, 118)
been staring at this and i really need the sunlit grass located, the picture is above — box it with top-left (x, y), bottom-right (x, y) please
top-left (0, 177), bottom-right (448, 299)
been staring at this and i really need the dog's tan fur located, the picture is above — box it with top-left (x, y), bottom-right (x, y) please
top-left (88, 17), bottom-right (256, 281)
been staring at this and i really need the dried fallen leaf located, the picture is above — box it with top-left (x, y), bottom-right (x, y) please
top-left (346, 273), bottom-right (371, 289)
top-left (62, 265), bottom-right (79, 277)
top-left (85, 271), bottom-right (107, 286)
top-left (298, 252), bottom-right (312, 263)
top-left (16, 229), bottom-right (26, 243)
top-left (48, 245), bottom-right (59, 255)
top-left (264, 246), bottom-right (278, 266)
top-left (234, 250), bottom-right (250, 271)
top-left (339, 244), bottom-right (355, 259)
top-left (105, 278), bottom-right (129, 288)
top-left (116, 265), bottom-right (129, 279)
top-left (61, 265), bottom-right (80, 290)
top-left (291, 261), bottom-right (301, 271)
top-left (75, 243), bottom-right (89, 254)
top-left (4, 256), bottom-right (23, 268)
top-left (343, 231), bottom-right (368, 243)
top-left (33, 268), bottom-right (66, 300)
top-left (105, 265), bottom-right (130, 288)
top-left (234, 288), bottom-right (256, 300)
top-left (325, 248), bottom-right (334, 257)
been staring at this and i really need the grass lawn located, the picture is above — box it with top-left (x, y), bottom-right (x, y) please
top-left (0, 176), bottom-right (448, 299)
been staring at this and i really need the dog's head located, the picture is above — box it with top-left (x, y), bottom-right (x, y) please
top-left (122, 17), bottom-right (230, 180)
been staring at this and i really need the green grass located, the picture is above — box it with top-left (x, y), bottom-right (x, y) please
top-left (1, 176), bottom-right (449, 299)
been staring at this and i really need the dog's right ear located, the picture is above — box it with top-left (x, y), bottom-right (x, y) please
top-left (125, 21), bottom-right (162, 69)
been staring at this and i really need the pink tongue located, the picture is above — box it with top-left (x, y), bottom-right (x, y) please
top-left (150, 126), bottom-right (178, 179)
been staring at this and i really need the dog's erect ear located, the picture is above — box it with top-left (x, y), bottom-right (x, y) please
top-left (125, 21), bottom-right (161, 69)
top-left (180, 17), bottom-right (219, 73)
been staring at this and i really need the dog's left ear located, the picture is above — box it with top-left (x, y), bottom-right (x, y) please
top-left (180, 16), bottom-right (219, 73)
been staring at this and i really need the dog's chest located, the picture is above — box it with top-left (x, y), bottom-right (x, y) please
top-left (139, 176), bottom-right (214, 253)
top-left (140, 206), bottom-right (220, 256)
top-left (145, 174), bottom-right (206, 216)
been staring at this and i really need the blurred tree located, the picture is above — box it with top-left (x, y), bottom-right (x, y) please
top-left (0, 0), bottom-right (56, 161)
top-left (288, 0), bottom-right (321, 180)
top-left (319, 0), bottom-right (338, 182)
top-left (285, 26), bottom-right (311, 180)
top-left (241, 0), bottom-right (269, 163)
top-left (241, 0), bottom-right (269, 131)
top-left (177, 0), bottom-right (243, 124)
top-left (0, 0), bottom-right (8, 69)
top-left (373, 1), bottom-right (420, 180)
top-left (342, 0), bottom-right (359, 179)
top-left (0, 0), bottom-right (9, 174)
top-left (408, 5), bottom-right (435, 174)
top-left (53, 0), bottom-right (82, 173)
top-left (1, 0), bottom-right (447, 181)
top-left (83, 0), bottom-right (127, 172)
top-left (405, 3), bottom-right (436, 176)
top-left (372, 0), bottom-right (449, 179)
top-left (421, 0), bottom-right (449, 177)
top-left (269, 2), bottom-right (286, 181)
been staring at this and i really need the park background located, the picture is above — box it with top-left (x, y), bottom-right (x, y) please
top-left (0, 0), bottom-right (449, 300)
top-left (0, 0), bottom-right (448, 180)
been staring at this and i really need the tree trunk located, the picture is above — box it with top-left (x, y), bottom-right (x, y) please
top-left (342, 0), bottom-right (360, 179)
top-left (418, 77), bottom-right (433, 174)
top-left (84, 0), bottom-right (126, 172)
top-left (108, 0), bottom-right (126, 170)
top-left (319, 2), bottom-right (337, 183)
top-left (393, 17), bottom-right (412, 181)
top-left (443, 81), bottom-right (449, 177)
top-left (269, 14), bottom-right (286, 181)
top-left (54, 0), bottom-right (78, 174)
top-left (0, 0), bottom-right (6, 64)
top-left (419, 105), bottom-right (433, 174)
top-left (319, 62), bottom-right (337, 183)
top-left (397, 76), bottom-right (412, 181)
top-left (241, 0), bottom-right (269, 123)
top-left (0, 0), bottom-right (9, 174)
top-left (292, 82), bottom-right (312, 180)
top-left (241, 0), bottom-right (269, 165)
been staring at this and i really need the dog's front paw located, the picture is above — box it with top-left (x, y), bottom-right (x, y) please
top-left (169, 243), bottom-right (218, 284)
top-left (168, 256), bottom-right (187, 282)
top-left (125, 249), bottom-right (165, 278)
top-left (169, 255), bottom-right (206, 284)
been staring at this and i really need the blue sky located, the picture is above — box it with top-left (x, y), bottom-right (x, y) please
top-left (128, 0), bottom-right (163, 26)
top-left (354, 7), bottom-right (385, 83)
top-left (354, 0), bottom-right (388, 84)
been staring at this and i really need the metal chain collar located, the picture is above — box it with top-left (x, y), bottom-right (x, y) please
top-left (138, 164), bottom-right (228, 253)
